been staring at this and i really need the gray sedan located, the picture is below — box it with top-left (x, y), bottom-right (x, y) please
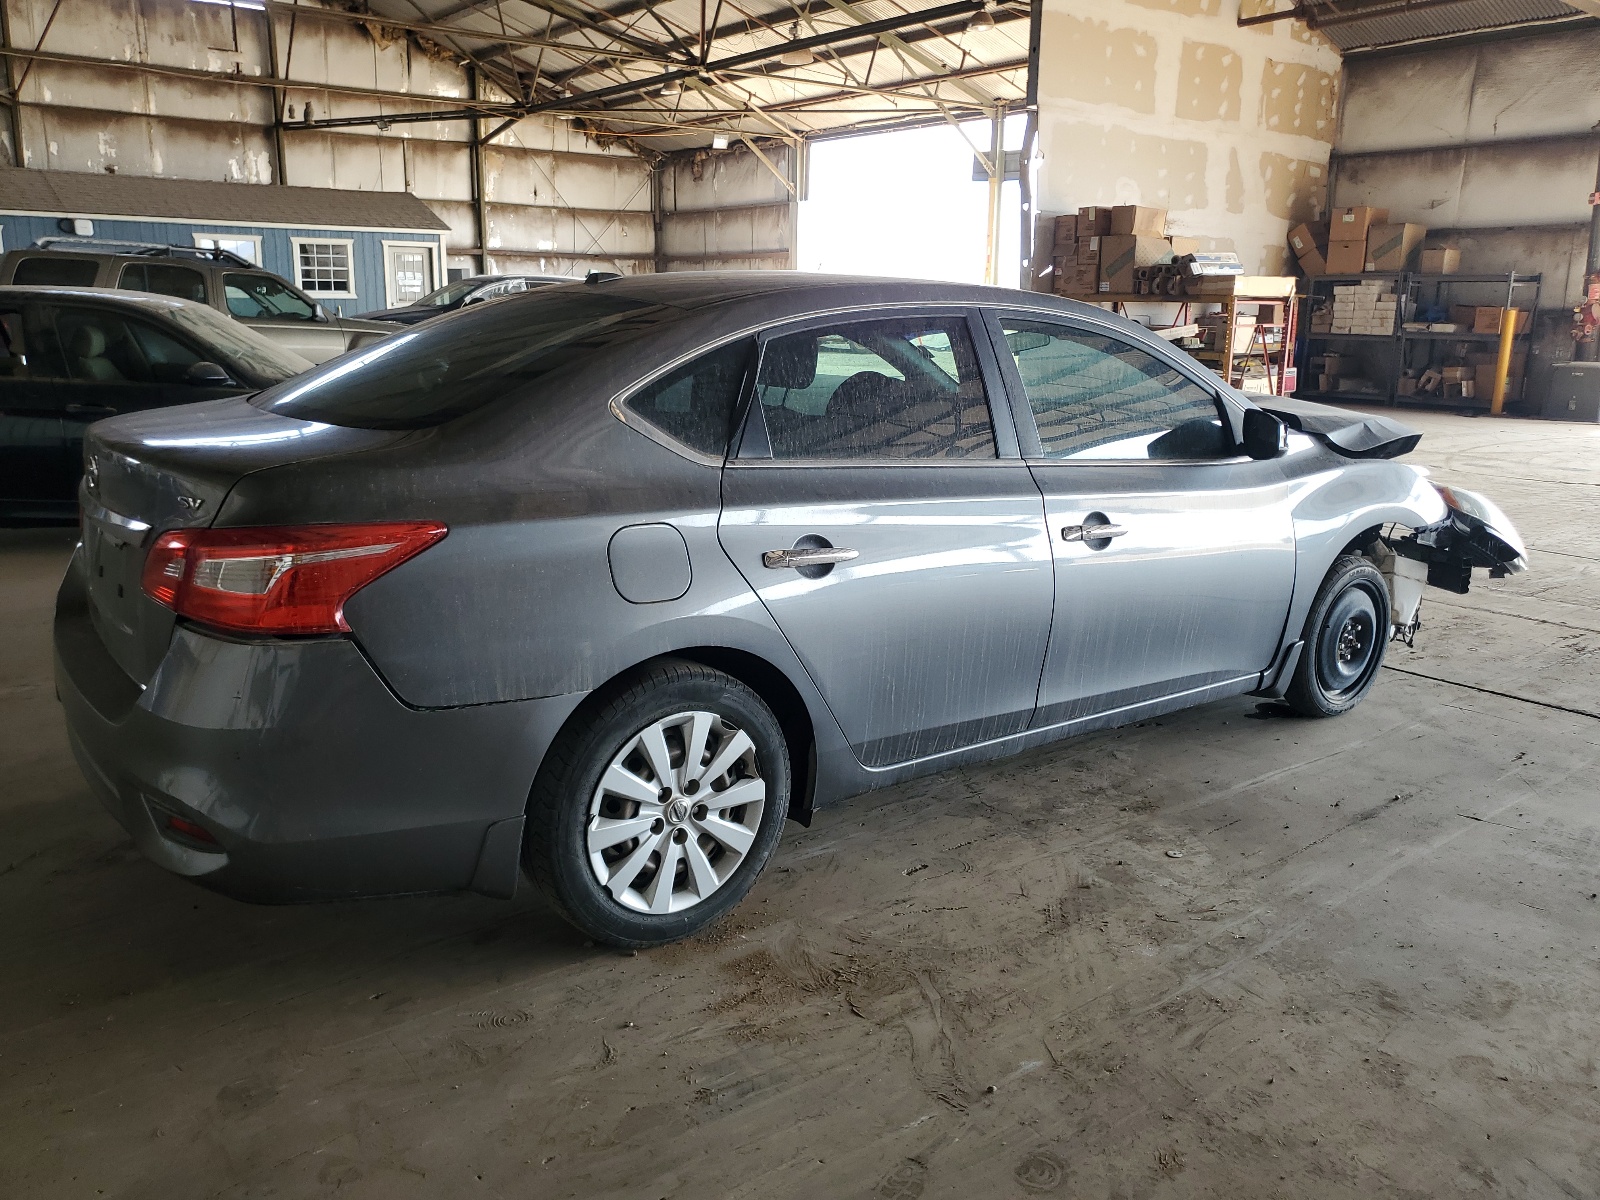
top-left (53, 274), bottom-right (1526, 947)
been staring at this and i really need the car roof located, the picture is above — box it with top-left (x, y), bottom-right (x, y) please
top-left (585, 270), bottom-right (1116, 321)
top-left (0, 283), bottom-right (212, 312)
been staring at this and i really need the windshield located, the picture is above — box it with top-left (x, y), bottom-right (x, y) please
top-left (250, 291), bottom-right (674, 429)
top-left (164, 301), bottom-right (313, 384)
top-left (418, 280), bottom-right (482, 308)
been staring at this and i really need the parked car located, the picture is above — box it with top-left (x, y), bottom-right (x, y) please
top-left (0, 240), bottom-right (400, 363)
top-left (1, 285), bottom-right (312, 522)
top-left (54, 274), bottom-right (1526, 948)
top-left (356, 273), bottom-right (581, 324)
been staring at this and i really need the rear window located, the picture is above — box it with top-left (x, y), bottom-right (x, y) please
top-left (12, 255), bottom-right (100, 287)
top-left (251, 291), bottom-right (673, 429)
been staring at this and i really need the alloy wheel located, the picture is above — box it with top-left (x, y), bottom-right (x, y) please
top-left (585, 710), bottom-right (766, 914)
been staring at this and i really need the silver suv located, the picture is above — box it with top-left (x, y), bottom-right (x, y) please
top-left (0, 240), bottom-right (399, 363)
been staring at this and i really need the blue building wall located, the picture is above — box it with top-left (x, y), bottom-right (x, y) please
top-left (0, 213), bottom-right (443, 316)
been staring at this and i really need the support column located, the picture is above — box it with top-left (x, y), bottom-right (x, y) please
top-left (1, 0), bottom-right (27, 167)
top-left (983, 104), bottom-right (1006, 286)
top-left (471, 67), bottom-right (492, 274)
top-left (651, 158), bottom-right (669, 274)
top-left (261, 4), bottom-right (287, 184)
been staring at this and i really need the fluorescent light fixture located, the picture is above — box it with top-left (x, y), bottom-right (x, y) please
top-left (711, 133), bottom-right (730, 150)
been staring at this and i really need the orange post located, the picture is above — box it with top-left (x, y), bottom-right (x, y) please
top-left (1489, 308), bottom-right (1517, 415)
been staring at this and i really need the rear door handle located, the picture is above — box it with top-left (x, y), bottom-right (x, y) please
top-left (1062, 523), bottom-right (1128, 542)
top-left (763, 546), bottom-right (860, 569)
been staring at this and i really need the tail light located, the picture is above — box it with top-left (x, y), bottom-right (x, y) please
top-left (141, 522), bottom-right (447, 635)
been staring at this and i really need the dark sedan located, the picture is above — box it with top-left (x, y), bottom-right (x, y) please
top-left (1, 286), bottom-right (312, 522)
top-left (356, 273), bottom-right (579, 324)
top-left (54, 274), bottom-right (1525, 948)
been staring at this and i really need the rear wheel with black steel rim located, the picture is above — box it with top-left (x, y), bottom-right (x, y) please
top-left (524, 660), bottom-right (790, 948)
top-left (1285, 554), bottom-right (1391, 718)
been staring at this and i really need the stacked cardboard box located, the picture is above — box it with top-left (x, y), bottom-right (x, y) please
top-left (1327, 207), bottom-right (1387, 274)
top-left (1329, 280), bottom-right (1400, 334)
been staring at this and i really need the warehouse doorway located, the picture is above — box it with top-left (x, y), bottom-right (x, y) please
top-left (798, 116), bottom-right (1031, 286)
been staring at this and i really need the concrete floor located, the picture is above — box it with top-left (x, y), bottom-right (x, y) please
top-left (2, 408), bottom-right (1598, 1200)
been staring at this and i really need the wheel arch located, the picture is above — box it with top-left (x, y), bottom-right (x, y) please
top-left (532, 647), bottom-right (821, 827)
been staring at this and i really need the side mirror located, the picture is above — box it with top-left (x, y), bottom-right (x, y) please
top-left (185, 360), bottom-right (233, 386)
top-left (1242, 408), bottom-right (1287, 459)
top-left (312, 302), bottom-right (329, 323)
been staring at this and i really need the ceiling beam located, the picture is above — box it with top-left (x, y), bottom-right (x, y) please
top-left (297, 0), bottom-right (985, 129)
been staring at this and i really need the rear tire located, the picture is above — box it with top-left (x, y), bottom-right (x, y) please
top-left (524, 660), bottom-right (790, 948)
top-left (1285, 554), bottom-right (1390, 718)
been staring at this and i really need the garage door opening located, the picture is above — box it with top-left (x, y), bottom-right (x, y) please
top-left (797, 115), bottom-right (1031, 287)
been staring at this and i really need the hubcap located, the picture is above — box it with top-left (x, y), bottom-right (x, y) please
top-left (1316, 585), bottom-right (1381, 696)
top-left (586, 710), bottom-right (765, 915)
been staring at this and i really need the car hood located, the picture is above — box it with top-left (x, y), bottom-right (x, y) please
top-left (1257, 396), bottom-right (1421, 460)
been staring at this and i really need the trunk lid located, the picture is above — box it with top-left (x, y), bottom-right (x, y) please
top-left (80, 397), bottom-right (408, 685)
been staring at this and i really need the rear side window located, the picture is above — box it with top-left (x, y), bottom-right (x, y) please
top-left (1000, 321), bottom-right (1233, 461)
top-left (754, 316), bottom-right (996, 460)
top-left (118, 262), bottom-right (207, 304)
top-left (11, 255), bottom-right (99, 287)
top-left (253, 291), bottom-right (672, 429)
top-left (623, 339), bottom-right (752, 458)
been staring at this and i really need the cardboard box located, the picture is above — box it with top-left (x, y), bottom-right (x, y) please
top-left (1255, 302), bottom-right (1287, 324)
top-left (1472, 307), bottom-right (1531, 336)
top-left (1077, 206), bottom-right (1112, 237)
top-left (1288, 222), bottom-right (1328, 258)
top-left (1067, 263), bottom-right (1099, 296)
top-left (1325, 239), bottom-right (1366, 274)
top-left (1365, 223), bottom-right (1427, 272)
top-left (1449, 304), bottom-right (1478, 327)
top-left (1396, 377), bottom-right (1419, 397)
top-left (1441, 366), bottom-right (1473, 383)
top-left (1077, 234), bottom-right (1101, 264)
top-left (1331, 206), bottom-right (1390, 238)
top-left (1167, 236), bottom-right (1201, 257)
top-left (1052, 214), bottom-right (1077, 250)
top-left (1296, 246), bottom-right (1328, 277)
top-left (1109, 205), bottom-right (1167, 237)
top-left (1098, 235), bottom-right (1174, 293)
top-left (1419, 247), bottom-right (1461, 275)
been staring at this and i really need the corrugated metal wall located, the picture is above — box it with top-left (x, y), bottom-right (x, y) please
top-left (0, 0), bottom-right (654, 276)
top-left (656, 143), bottom-right (797, 272)
top-left (1333, 26), bottom-right (1600, 406)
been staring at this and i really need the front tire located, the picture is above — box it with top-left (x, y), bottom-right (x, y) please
top-left (524, 660), bottom-right (790, 948)
top-left (1285, 554), bottom-right (1390, 718)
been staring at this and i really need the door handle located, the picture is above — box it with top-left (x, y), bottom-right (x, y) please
top-left (1062, 523), bottom-right (1128, 542)
top-left (65, 403), bottom-right (117, 416)
top-left (763, 546), bottom-right (860, 569)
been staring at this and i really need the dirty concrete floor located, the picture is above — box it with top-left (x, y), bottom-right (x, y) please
top-left (2, 409), bottom-right (1598, 1200)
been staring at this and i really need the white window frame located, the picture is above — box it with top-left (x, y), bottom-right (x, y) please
top-left (380, 238), bottom-right (442, 309)
top-left (192, 232), bottom-right (263, 265)
top-left (289, 236), bottom-right (357, 299)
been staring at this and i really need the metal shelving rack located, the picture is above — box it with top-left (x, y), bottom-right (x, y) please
top-left (1295, 271), bottom-right (1542, 407)
top-left (1065, 278), bottom-right (1300, 396)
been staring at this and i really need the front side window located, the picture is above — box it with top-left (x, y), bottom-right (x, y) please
top-left (294, 240), bottom-right (353, 294)
top-left (224, 273), bottom-right (317, 321)
top-left (624, 339), bottom-right (752, 458)
top-left (40, 305), bottom-right (207, 384)
top-left (11, 255), bottom-right (99, 287)
top-left (754, 316), bottom-right (996, 461)
top-left (1001, 321), bottom-right (1234, 461)
top-left (118, 262), bottom-right (207, 304)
